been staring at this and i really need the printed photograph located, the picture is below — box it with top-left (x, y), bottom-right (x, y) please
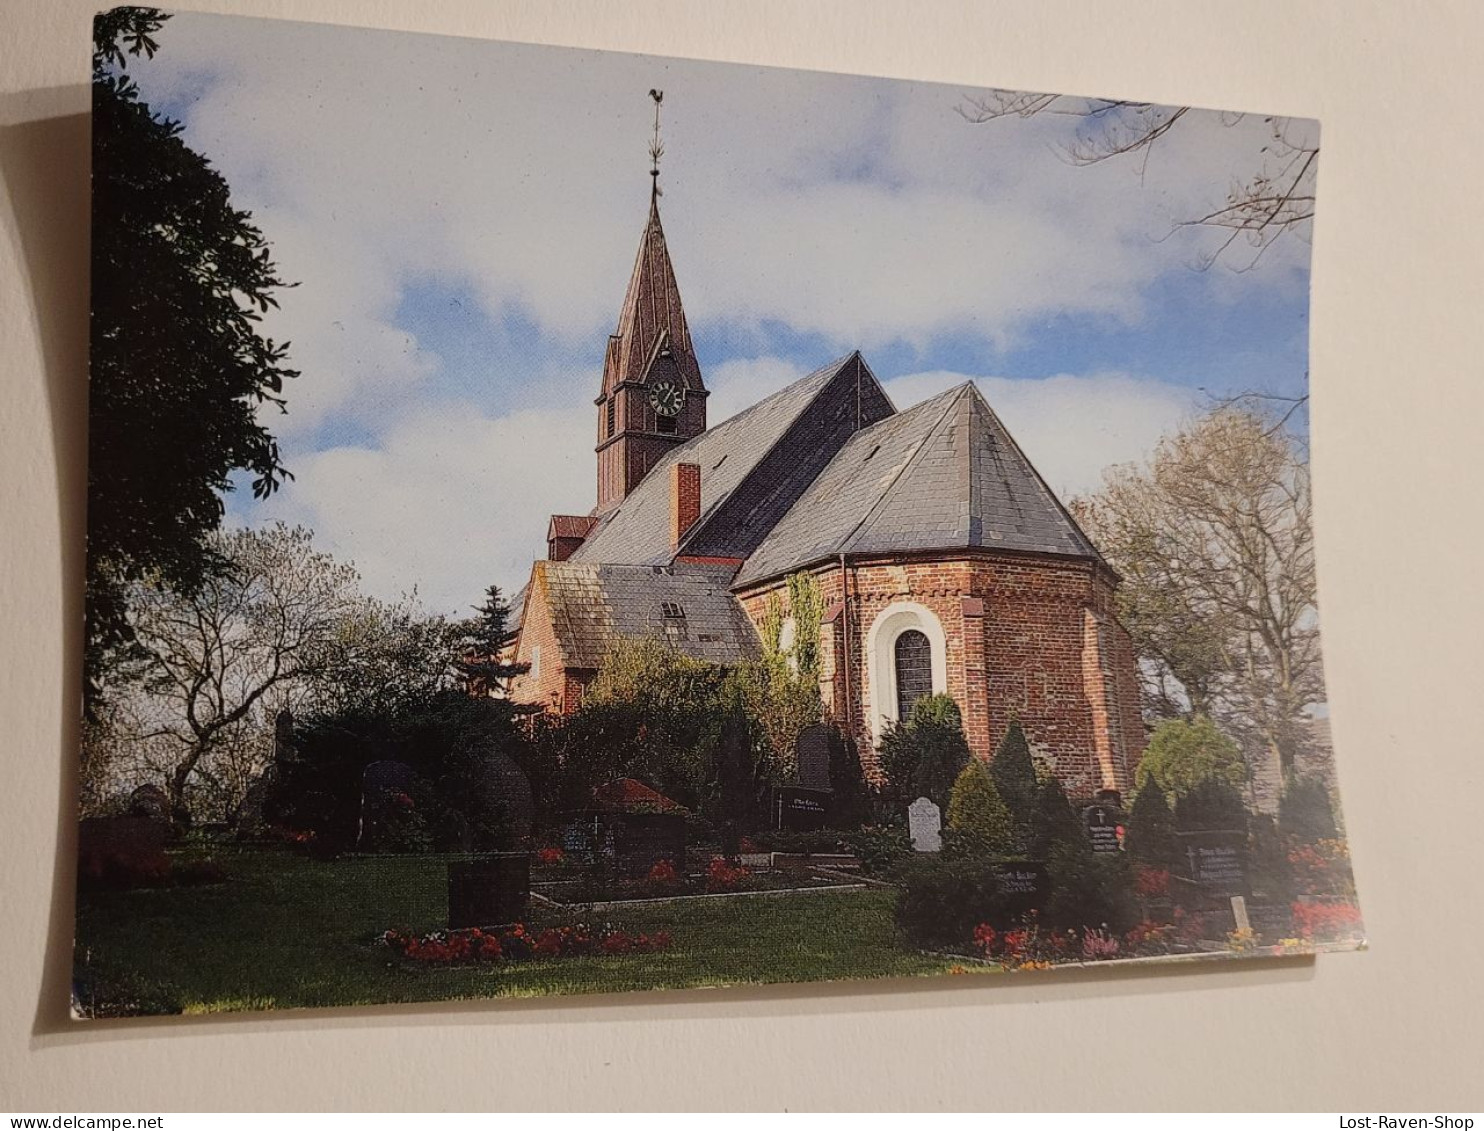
top-left (75, 7), bottom-right (1362, 1018)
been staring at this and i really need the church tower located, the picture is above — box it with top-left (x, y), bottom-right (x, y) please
top-left (594, 92), bottom-right (707, 513)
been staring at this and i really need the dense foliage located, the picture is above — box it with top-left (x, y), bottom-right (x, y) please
top-left (88, 9), bottom-right (297, 710)
top-left (1125, 781), bottom-right (1177, 869)
top-left (1135, 715), bottom-right (1247, 801)
top-left (1278, 774), bottom-right (1339, 841)
top-left (989, 721), bottom-right (1039, 848)
top-left (943, 761), bottom-right (1016, 858)
top-left (878, 694), bottom-right (971, 811)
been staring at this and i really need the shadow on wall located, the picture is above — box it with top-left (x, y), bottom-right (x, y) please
top-left (0, 84), bottom-right (92, 1037)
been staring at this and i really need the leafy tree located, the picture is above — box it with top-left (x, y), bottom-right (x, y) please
top-left (989, 720), bottom-right (1039, 842)
top-left (1072, 410), bottom-right (1321, 778)
top-left (1125, 782), bottom-right (1177, 869)
top-left (878, 694), bottom-right (971, 811)
top-left (87, 9), bottom-right (298, 711)
top-left (944, 761), bottom-right (1016, 858)
top-left (1136, 716), bottom-right (1247, 802)
top-left (1279, 774), bottom-right (1339, 841)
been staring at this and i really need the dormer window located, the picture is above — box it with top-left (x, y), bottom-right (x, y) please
top-left (661, 601), bottom-right (686, 620)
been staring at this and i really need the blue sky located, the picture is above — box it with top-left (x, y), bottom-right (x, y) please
top-left (129, 11), bottom-right (1315, 614)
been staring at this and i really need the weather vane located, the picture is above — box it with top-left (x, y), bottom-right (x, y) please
top-left (648, 89), bottom-right (664, 199)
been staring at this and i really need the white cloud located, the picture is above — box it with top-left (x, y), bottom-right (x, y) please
top-left (139, 13), bottom-right (1291, 611)
top-left (884, 369), bottom-right (1196, 499)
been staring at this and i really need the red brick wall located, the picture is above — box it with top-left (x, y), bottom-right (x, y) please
top-left (507, 566), bottom-right (589, 715)
top-left (670, 462), bottom-right (701, 548)
top-left (737, 552), bottom-right (1146, 800)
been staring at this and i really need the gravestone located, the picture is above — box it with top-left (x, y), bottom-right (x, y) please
top-left (358, 760), bottom-right (418, 849)
top-left (447, 851), bottom-right (530, 928)
top-left (457, 736), bottom-right (535, 849)
top-left (794, 724), bottom-right (834, 793)
top-left (776, 787), bottom-right (830, 832)
top-left (1176, 829), bottom-right (1250, 902)
top-left (991, 861), bottom-right (1051, 919)
top-left (126, 784), bottom-right (170, 822)
top-left (908, 797), bottom-right (942, 853)
top-left (1082, 794), bottom-right (1126, 854)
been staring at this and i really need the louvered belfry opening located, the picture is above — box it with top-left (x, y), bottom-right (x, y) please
top-left (894, 629), bottom-right (933, 719)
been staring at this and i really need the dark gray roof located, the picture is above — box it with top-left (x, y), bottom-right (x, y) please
top-left (735, 382), bottom-right (1102, 587)
top-left (570, 352), bottom-right (892, 567)
top-left (535, 560), bottom-right (761, 669)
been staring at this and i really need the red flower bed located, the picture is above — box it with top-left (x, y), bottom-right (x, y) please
top-left (379, 922), bottom-right (674, 965)
top-left (1134, 866), bottom-right (1171, 898)
top-left (647, 859), bottom-right (679, 884)
top-left (535, 846), bottom-right (565, 866)
top-left (705, 857), bottom-right (750, 893)
top-left (1290, 900), bottom-right (1363, 941)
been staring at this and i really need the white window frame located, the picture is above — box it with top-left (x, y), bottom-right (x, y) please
top-left (865, 600), bottom-right (948, 741)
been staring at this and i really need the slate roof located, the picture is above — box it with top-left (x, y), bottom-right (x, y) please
top-left (734, 382), bottom-right (1103, 587)
top-left (534, 559), bottom-right (761, 670)
top-left (570, 352), bottom-right (892, 567)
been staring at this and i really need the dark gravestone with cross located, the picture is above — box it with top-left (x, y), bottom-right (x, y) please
top-left (1176, 829), bottom-right (1250, 903)
top-left (1082, 790), bottom-right (1126, 854)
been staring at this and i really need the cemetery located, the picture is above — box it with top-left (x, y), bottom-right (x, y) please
top-left (72, 671), bottom-right (1363, 1014)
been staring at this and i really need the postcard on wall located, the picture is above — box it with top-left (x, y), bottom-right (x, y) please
top-left (75, 6), bottom-right (1361, 1017)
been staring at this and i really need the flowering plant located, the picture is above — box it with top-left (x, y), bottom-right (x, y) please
top-left (1134, 866), bottom-right (1171, 898)
top-left (647, 858), bottom-right (679, 884)
top-left (535, 846), bottom-right (565, 867)
top-left (705, 857), bottom-right (750, 893)
top-left (378, 922), bottom-right (674, 965)
top-left (1290, 900), bottom-right (1363, 941)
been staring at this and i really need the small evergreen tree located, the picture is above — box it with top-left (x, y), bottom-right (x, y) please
top-left (1278, 774), bottom-right (1339, 841)
top-left (826, 727), bottom-right (870, 830)
top-left (1125, 782), bottom-right (1178, 869)
top-left (945, 761), bottom-right (1016, 857)
top-left (990, 721), bottom-right (1039, 846)
top-left (454, 585), bottom-right (528, 695)
top-left (1174, 776), bottom-right (1248, 832)
top-left (1027, 774), bottom-right (1082, 861)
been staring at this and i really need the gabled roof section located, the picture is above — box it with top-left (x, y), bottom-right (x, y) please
top-left (600, 196), bottom-right (704, 398)
top-left (533, 560), bottom-right (760, 670)
top-left (571, 353), bottom-right (890, 567)
top-left (735, 382), bottom-right (1102, 587)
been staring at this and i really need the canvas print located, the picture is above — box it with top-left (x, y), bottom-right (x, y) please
top-left (74, 7), bottom-right (1362, 1018)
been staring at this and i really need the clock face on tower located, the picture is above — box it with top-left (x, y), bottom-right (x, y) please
top-left (648, 379), bottom-right (684, 417)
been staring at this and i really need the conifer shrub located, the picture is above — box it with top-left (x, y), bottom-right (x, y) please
top-left (1125, 782), bottom-right (1178, 869)
top-left (1278, 774), bottom-right (1339, 841)
top-left (943, 761), bottom-right (1016, 858)
top-left (989, 721), bottom-right (1039, 820)
top-left (893, 857), bottom-right (1016, 947)
top-left (1174, 776), bottom-right (1249, 832)
top-left (1027, 775), bottom-right (1082, 861)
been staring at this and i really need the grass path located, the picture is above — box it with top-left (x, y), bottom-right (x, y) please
top-left (74, 849), bottom-right (959, 1014)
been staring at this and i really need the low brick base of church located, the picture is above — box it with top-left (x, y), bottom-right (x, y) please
top-left (736, 551), bottom-right (1145, 800)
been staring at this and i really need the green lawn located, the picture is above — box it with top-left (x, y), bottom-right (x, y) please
top-left (73, 848), bottom-right (964, 1015)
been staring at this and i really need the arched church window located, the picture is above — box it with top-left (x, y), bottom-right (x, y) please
top-left (894, 629), bottom-right (933, 719)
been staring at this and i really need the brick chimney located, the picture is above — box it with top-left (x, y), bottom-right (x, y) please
top-left (670, 462), bottom-right (701, 550)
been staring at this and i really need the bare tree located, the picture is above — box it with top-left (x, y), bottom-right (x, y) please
top-left (124, 523), bottom-right (362, 821)
top-left (959, 92), bottom-right (1316, 271)
top-left (1072, 409), bottom-right (1322, 781)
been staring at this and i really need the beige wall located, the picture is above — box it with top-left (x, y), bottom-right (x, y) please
top-left (3, 0), bottom-right (1482, 1111)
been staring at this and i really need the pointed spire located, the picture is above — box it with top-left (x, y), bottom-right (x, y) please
top-left (599, 92), bottom-right (703, 400)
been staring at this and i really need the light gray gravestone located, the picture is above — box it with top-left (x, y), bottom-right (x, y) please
top-left (908, 796), bottom-right (942, 853)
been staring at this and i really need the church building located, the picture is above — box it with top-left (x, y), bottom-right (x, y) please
top-left (506, 153), bottom-right (1146, 799)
